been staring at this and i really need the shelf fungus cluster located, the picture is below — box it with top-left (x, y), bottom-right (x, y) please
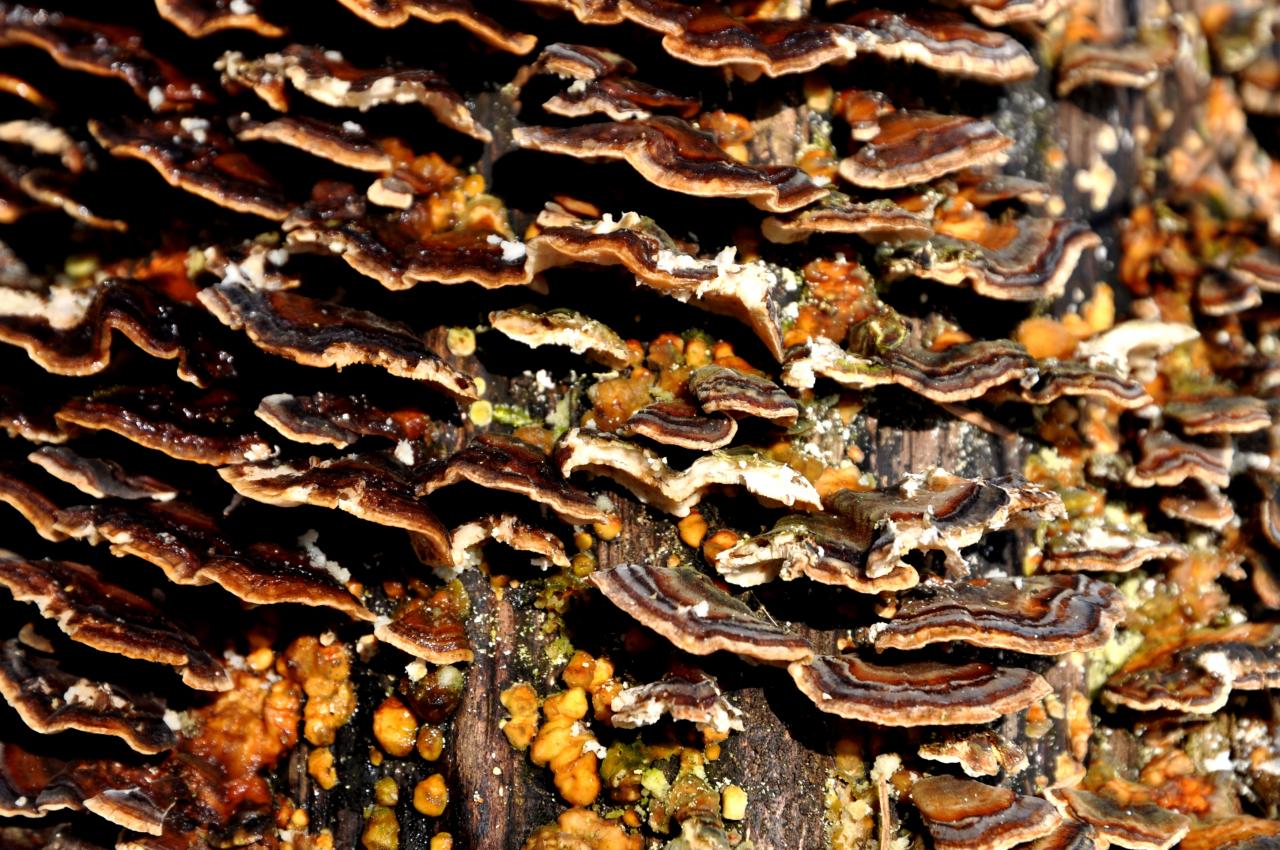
top-left (2, 1), bottom-right (1280, 849)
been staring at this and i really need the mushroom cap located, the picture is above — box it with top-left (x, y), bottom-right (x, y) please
top-left (233, 115), bottom-right (393, 172)
top-left (688, 364), bottom-right (800, 425)
top-left (198, 281), bottom-right (479, 401)
top-left (332, 0), bottom-right (535, 53)
top-left (619, 401), bottom-right (738, 451)
top-left (589, 563), bottom-right (814, 662)
top-left (873, 574), bottom-right (1125, 655)
top-left (28, 447), bottom-right (177, 502)
top-left (787, 654), bottom-right (1052, 725)
top-left (911, 775), bottom-right (1062, 850)
top-left (1046, 788), bottom-right (1190, 850)
top-left (512, 117), bottom-right (827, 212)
top-left (839, 111), bottom-right (1012, 190)
top-left (918, 730), bottom-right (1028, 778)
top-left (490, 306), bottom-right (634, 370)
top-left (609, 674), bottom-right (744, 734)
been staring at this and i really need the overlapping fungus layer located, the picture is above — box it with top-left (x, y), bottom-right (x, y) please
top-left (0, 1), bottom-right (1278, 849)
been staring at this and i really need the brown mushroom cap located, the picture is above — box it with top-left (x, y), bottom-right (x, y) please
top-left (529, 205), bottom-right (786, 359)
top-left (512, 118), bottom-right (827, 212)
top-left (588, 562), bottom-right (814, 662)
top-left (28, 447), bottom-right (177, 501)
top-left (1025, 821), bottom-right (1100, 850)
top-left (0, 462), bottom-right (67, 542)
top-left (198, 281), bottom-right (479, 402)
top-left (1197, 271), bottom-right (1261, 317)
top-left (0, 154), bottom-right (126, 231)
top-left (1230, 249), bottom-right (1280, 291)
top-left (441, 514), bottom-right (570, 570)
top-left (612, 0), bottom-right (863, 80)
top-left (154, 0), bottom-right (284, 38)
top-left (944, 0), bottom-right (1069, 26)
top-left (850, 10), bottom-right (1038, 83)
top-left (255, 391), bottom-right (443, 449)
top-left (544, 74), bottom-right (701, 122)
top-left (374, 581), bottom-right (472, 662)
top-left (283, 181), bottom-right (531, 291)
top-left (839, 112), bottom-right (1013, 190)
top-left (619, 401), bottom-right (738, 451)
top-left (215, 45), bottom-right (491, 141)
top-left (882, 219), bottom-right (1100, 302)
top-left (688, 364), bottom-right (800, 425)
top-left (332, 0), bottom-right (535, 54)
top-left (787, 654), bottom-right (1052, 725)
top-left (556, 428), bottom-right (822, 516)
top-left (783, 335), bottom-right (1036, 403)
top-left (232, 115), bottom-right (393, 172)
top-left (54, 500), bottom-right (373, 621)
top-left (1158, 483), bottom-right (1235, 530)
top-left (609, 674), bottom-right (744, 735)
top-left (418, 434), bottom-right (612, 526)
top-left (918, 730), bottom-right (1028, 778)
top-left (761, 193), bottom-right (934, 244)
top-left (912, 775), bottom-right (1062, 850)
top-left (489, 307), bottom-right (635, 369)
top-left (1057, 41), bottom-right (1169, 97)
top-left (873, 575), bottom-right (1125, 655)
top-left (0, 5), bottom-right (213, 110)
top-left (54, 386), bottom-right (277, 466)
top-left (1166, 397), bottom-right (1271, 435)
top-left (218, 452), bottom-right (451, 542)
top-left (0, 556), bottom-right (230, 691)
top-left (1104, 622), bottom-right (1280, 713)
top-left (1041, 524), bottom-right (1187, 573)
top-left (88, 118), bottom-right (291, 221)
top-left (0, 638), bottom-right (176, 754)
top-left (1047, 788), bottom-right (1190, 850)
top-left (1124, 430), bottom-right (1233, 489)
top-left (0, 386), bottom-right (67, 445)
top-left (1014, 361), bottom-right (1151, 409)
top-left (827, 469), bottom-right (1064, 578)
top-left (0, 279), bottom-right (222, 384)
top-left (713, 513), bottom-right (920, 593)
top-left (525, 42), bottom-right (636, 80)
top-left (1181, 819), bottom-right (1280, 850)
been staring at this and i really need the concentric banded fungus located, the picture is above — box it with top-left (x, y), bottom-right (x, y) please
top-left (218, 453), bottom-right (451, 542)
top-left (333, 0), bottom-right (535, 54)
top-left (882, 219), bottom-right (1101, 301)
top-left (512, 118), bottom-right (827, 213)
top-left (1125, 430), bottom-right (1233, 489)
top-left (87, 118), bottom-right (291, 221)
top-left (255, 391), bottom-right (440, 449)
top-left (0, 557), bottom-right (230, 691)
top-left (1026, 822), bottom-right (1099, 850)
top-left (54, 500), bottom-right (373, 619)
top-left (54, 386), bottom-right (277, 466)
top-left (1041, 525), bottom-right (1187, 573)
top-left (198, 281), bottom-right (479, 401)
top-left (944, 0), bottom-right (1068, 26)
top-left (838, 112), bottom-right (1013, 190)
top-left (215, 45), bottom-right (491, 141)
top-left (849, 10), bottom-right (1038, 83)
top-left (530, 206), bottom-right (786, 359)
top-left (1046, 788), bottom-right (1190, 850)
top-left (0, 5), bottom-right (212, 110)
top-left (556, 428), bottom-right (822, 516)
top-left (761, 193), bottom-right (934, 244)
top-left (1057, 42), bottom-right (1169, 97)
top-left (442, 514), bottom-right (570, 570)
top-left (787, 655), bottom-right (1051, 725)
top-left (872, 575), bottom-right (1125, 655)
top-left (232, 116), bottom-right (394, 172)
top-left (0, 638), bottom-right (175, 754)
top-left (918, 730), bottom-right (1028, 778)
top-left (713, 513), bottom-right (920, 592)
top-left (1158, 484), bottom-right (1235, 530)
top-left (0, 462), bottom-right (66, 541)
top-left (155, 0), bottom-right (284, 37)
top-left (783, 336), bottom-right (1035, 403)
top-left (588, 563), bottom-right (813, 662)
top-left (618, 401), bottom-right (737, 450)
top-left (0, 156), bottom-right (126, 232)
top-left (911, 775), bottom-right (1062, 850)
top-left (418, 434), bottom-right (612, 525)
top-left (1104, 623), bottom-right (1280, 713)
top-left (1197, 271), bottom-right (1261, 317)
top-left (490, 307), bottom-right (634, 369)
top-left (0, 279), bottom-right (224, 385)
top-left (826, 469), bottom-right (1064, 577)
top-left (283, 181), bottom-right (530, 290)
top-left (609, 674), bottom-right (744, 735)
top-left (1166, 397), bottom-right (1271, 435)
top-left (374, 581), bottom-right (472, 662)
top-left (1230, 249), bottom-right (1280, 291)
top-left (28, 446), bottom-right (178, 501)
top-left (688, 365), bottom-right (799, 425)
top-left (543, 73), bottom-right (700, 122)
